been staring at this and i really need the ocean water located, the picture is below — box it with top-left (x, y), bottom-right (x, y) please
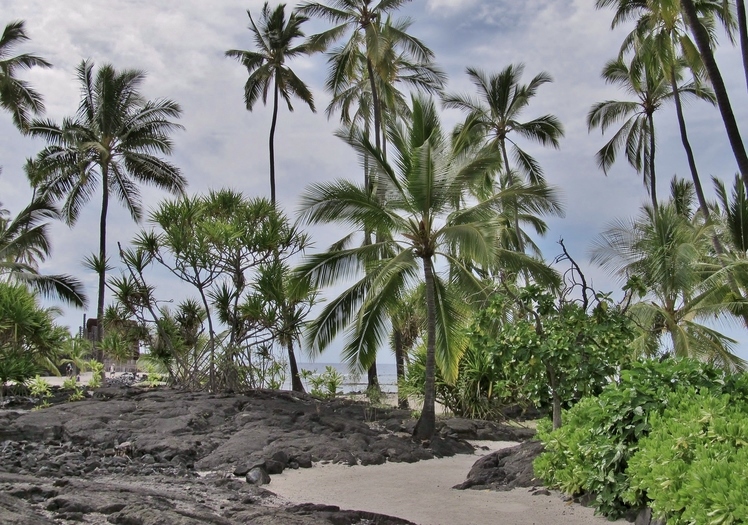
top-left (283, 362), bottom-right (399, 393)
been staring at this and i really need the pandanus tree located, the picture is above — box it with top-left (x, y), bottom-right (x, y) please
top-left (0, 20), bottom-right (51, 132)
top-left (226, 2), bottom-right (316, 205)
top-left (296, 95), bottom-right (554, 438)
top-left (30, 60), bottom-right (186, 345)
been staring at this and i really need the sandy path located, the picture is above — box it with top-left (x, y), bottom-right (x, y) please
top-left (268, 441), bottom-right (618, 525)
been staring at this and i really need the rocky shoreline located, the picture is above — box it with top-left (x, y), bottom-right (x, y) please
top-left (1, 386), bottom-right (536, 524)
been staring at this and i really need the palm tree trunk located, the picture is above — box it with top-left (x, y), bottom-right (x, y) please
top-left (96, 168), bottom-right (109, 359)
top-left (738, 0), bottom-right (748, 91)
top-left (367, 362), bottom-right (381, 399)
top-left (414, 255), bottom-right (437, 440)
top-left (670, 75), bottom-right (708, 213)
top-left (681, 0), bottom-right (748, 189)
top-left (287, 339), bottom-right (305, 393)
top-left (269, 78), bottom-right (280, 205)
top-left (366, 57), bottom-right (382, 156)
top-left (394, 330), bottom-right (409, 409)
top-left (647, 113), bottom-right (658, 211)
top-left (500, 141), bottom-right (525, 254)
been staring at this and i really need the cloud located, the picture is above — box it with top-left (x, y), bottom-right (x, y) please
top-left (2, 0), bottom-right (748, 363)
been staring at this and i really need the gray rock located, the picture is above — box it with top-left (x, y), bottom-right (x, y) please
top-left (264, 459), bottom-right (284, 475)
top-left (454, 440), bottom-right (544, 491)
top-left (246, 466), bottom-right (270, 486)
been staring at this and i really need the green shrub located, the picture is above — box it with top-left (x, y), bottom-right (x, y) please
top-left (303, 366), bottom-right (343, 399)
top-left (624, 386), bottom-right (748, 524)
top-left (0, 282), bottom-right (67, 386)
top-left (67, 388), bottom-right (85, 402)
top-left (61, 377), bottom-right (78, 390)
top-left (26, 375), bottom-right (52, 410)
top-left (87, 360), bottom-right (104, 388)
top-left (533, 358), bottom-right (732, 519)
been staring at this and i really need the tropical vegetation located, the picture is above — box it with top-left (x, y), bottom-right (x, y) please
top-left (3, 9), bottom-right (748, 524)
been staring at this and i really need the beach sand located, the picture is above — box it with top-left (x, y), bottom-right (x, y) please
top-left (268, 441), bottom-right (620, 525)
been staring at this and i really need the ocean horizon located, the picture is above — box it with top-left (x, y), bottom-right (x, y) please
top-left (284, 362), bottom-right (399, 393)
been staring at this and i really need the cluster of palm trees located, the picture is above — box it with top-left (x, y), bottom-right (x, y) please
top-left (222, 1), bottom-right (567, 436)
top-left (588, 0), bottom-right (748, 370)
top-left (3, 0), bottom-right (748, 438)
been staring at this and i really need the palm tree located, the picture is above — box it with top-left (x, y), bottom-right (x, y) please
top-left (226, 3), bottom-right (316, 205)
top-left (29, 60), bottom-right (186, 344)
top-left (595, 0), bottom-right (748, 199)
top-left (297, 95), bottom-right (521, 438)
top-left (325, 16), bottom-right (446, 161)
top-left (0, 20), bottom-right (51, 131)
top-left (299, 0), bottom-right (428, 155)
top-left (591, 178), bottom-right (747, 370)
top-left (601, 0), bottom-right (725, 216)
top-left (0, 193), bottom-right (87, 307)
top-left (588, 53), bottom-right (673, 209)
top-left (443, 64), bottom-right (564, 254)
top-left (443, 64), bottom-right (564, 187)
top-left (736, 0), bottom-right (748, 90)
top-left (680, 0), bottom-right (748, 190)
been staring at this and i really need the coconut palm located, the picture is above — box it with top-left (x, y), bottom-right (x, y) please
top-left (443, 64), bottom-right (564, 255)
top-left (0, 193), bottom-right (86, 307)
top-left (226, 3), bottom-right (316, 205)
top-left (591, 178), bottom-right (746, 370)
top-left (679, 0), bottom-right (748, 185)
top-left (325, 16), bottom-right (446, 162)
top-left (588, 53), bottom-right (674, 209)
top-left (443, 64), bottom-right (564, 187)
top-left (600, 0), bottom-right (724, 216)
top-left (0, 20), bottom-right (51, 131)
top-left (29, 60), bottom-right (186, 343)
top-left (299, 0), bottom-right (429, 155)
top-left (595, 0), bottom-right (748, 202)
top-left (737, 0), bottom-right (748, 89)
top-left (297, 95), bottom-right (547, 438)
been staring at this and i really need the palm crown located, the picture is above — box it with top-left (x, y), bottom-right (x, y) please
top-left (297, 95), bottom-right (537, 438)
top-left (226, 2), bottom-right (316, 205)
top-left (30, 59), bottom-right (186, 341)
top-left (0, 20), bottom-right (51, 131)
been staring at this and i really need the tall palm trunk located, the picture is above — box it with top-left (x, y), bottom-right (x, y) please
top-left (414, 255), bottom-right (437, 440)
top-left (96, 167), bottom-right (109, 356)
top-left (366, 57), bottom-right (382, 158)
top-left (738, 0), bottom-right (748, 91)
top-left (287, 339), bottom-right (305, 392)
top-left (364, 63), bottom-right (385, 396)
top-left (269, 78), bottom-right (280, 205)
top-left (670, 75), bottom-right (708, 212)
top-left (500, 141), bottom-right (525, 253)
top-left (394, 330), bottom-right (408, 409)
top-left (680, 0), bottom-right (748, 189)
top-left (367, 362), bottom-right (380, 398)
top-left (647, 113), bottom-right (658, 211)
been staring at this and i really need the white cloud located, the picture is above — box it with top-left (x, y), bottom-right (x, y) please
top-left (2, 0), bottom-right (748, 362)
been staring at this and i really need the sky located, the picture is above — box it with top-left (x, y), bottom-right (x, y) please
top-left (1, 0), bottom-right (748, 364)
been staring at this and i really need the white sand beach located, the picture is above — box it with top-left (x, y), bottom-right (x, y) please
top-left (268, 441), bottom-right (620, 525)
